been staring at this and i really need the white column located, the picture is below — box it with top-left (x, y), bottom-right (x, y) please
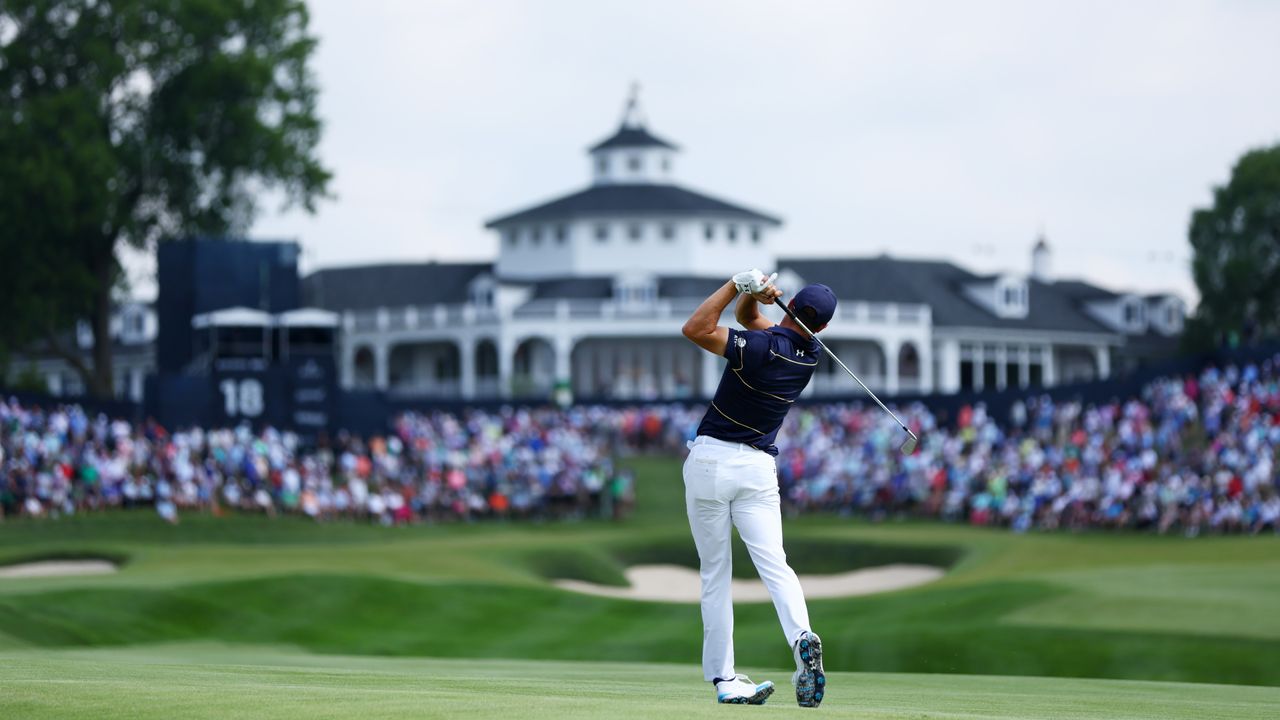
top-left (1095, 345), bottom-right (1111, 380)
top-left (918, 337), bottom-right (935, 394)
top-left (700, 350), bottom-right (722, 398)
top-left (1019, 344), bottom-right (1031, 389)
top-left (1043, 343), bottom-right (1056, 386)
top-left (937, 339), bottom-right (959, 394)
top-left (342, 343), bottom-right (356, 388)
top-left (554, 335), bottom-right (573, 387)
top-left (658, 343), bottom-right (674, 397)
top-left (498, 336), bottom-right (515, 399)
top-left (459, 339), bottom-right (476, 399)
top-left (885, 339), bottom-right (900, 396)
top-left (374, 342), bottom-right (390, 390)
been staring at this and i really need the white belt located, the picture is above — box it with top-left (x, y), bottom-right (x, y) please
top-left (687, 435), bottom-right (761, 453)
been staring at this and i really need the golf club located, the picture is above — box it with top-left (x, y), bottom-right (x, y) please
top-left (776, 292), bottom-right (920, 454)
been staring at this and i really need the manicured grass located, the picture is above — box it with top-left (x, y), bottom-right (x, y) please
top-left (1, 455), bottom-right (1278, 691)
top-left (2, 646), bottom-right (1277, 720)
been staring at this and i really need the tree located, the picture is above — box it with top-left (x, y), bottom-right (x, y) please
top-left (1187, 145), bottom-right (1280, 350)
top-left (0, 0), bottom-right (331, 398)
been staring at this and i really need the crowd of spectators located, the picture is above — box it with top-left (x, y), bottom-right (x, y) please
top-left (609, 356), bottom-right (1280, 536)
top-left (2, 353), bottom-right (1277, 536)
top-left (0, 406), bottom-right (633, 525)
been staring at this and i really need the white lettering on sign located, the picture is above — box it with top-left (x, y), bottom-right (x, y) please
top-left (219, 378), bottom-right (265, 418)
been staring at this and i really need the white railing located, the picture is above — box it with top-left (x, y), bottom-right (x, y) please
top-left (346, 304), bottom-right (500, 334)
top-left (829, 302), bottom-right (930, 326)
top-left (386, 379), bottom-right (463, 399)
top-left (345, 299), bottom-right (931, 336)
top-left (513, 299), bottom-right (700, 320)
top-left (810, 373), bottom-right (887, 396)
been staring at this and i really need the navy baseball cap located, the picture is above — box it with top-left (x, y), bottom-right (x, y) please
top-left (791, 284), bottom-right (837, 327)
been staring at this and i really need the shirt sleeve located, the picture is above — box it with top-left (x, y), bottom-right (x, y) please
top-left (724, 328), bottom-right (771, 370)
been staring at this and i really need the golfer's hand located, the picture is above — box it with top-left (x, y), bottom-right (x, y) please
top-left (750, 279), bottom-right (781, 305)
top-left (733, 269), bottom-right (778, 297)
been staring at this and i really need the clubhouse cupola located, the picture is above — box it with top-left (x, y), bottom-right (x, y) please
top-left (485, 87), bottom-right (780, 280)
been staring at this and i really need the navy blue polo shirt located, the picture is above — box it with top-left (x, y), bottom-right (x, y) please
top-left (695, 325), bottom-right (820, 455)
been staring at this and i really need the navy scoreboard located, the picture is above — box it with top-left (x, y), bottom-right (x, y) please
top-left (209, 360), bottom-right (336, 434)
top-left (149, 240), bottom-right (339, 439)
top-left (194, 309), bottom-right (339, 437)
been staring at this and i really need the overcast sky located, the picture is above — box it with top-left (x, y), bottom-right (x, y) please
top-left (222, 0), bottom-right (1280, 305)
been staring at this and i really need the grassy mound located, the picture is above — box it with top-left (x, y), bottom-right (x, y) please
top-left (0, 456), bottom-right (1277, 688)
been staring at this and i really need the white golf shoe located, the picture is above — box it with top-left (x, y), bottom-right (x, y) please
top-left (792, 630), bottom-right (825, 708)
top-left (714, 674), bottom-right (775, 704)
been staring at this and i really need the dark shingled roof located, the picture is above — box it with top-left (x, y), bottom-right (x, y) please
top-left (589, 125), bottom-right (679, 152)
top-left (1052, 279), bottom-right (1122, 302)
top-left (485, 184), bottom-right (782, 227)
top-left (302, 262), bottom-right (492, 311)
top-left (528, 276), bottom-right (727, 300)
top-left (778, 256), bottom-right (1117, 334)
top-left (659, 276), bottom-right (728, 298)
top-left (529, 277), bottom-right (614, 300)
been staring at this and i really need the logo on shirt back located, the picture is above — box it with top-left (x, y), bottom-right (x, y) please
top-left (795, 349), bottom-right (806, 358)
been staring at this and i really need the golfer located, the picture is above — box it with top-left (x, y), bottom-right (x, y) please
top-left (680, 269), bottom-right (834, 707)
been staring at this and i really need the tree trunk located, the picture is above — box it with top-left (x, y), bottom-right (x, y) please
top-left (86, 252), bottom-right (116, 400)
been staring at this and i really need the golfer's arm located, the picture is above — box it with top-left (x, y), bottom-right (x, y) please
top-left (681, 280), bottom-right (735, 355)
top-left (735, 293), bottom-right (772, 331)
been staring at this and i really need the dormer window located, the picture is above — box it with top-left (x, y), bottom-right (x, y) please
top-left (727, 225), bottom-right (738, 244)
top-left (469, 275), bottom-right (496, 308)
top-left (555, 225), bottom-right (568, 244)
top-left (751, 226), bottom-right (762, 244)
top-left (661, 223), bottom-right (675, 241)
top-left (628, 155), bottom-right (642, 171)
top-left (595, 224), bottom-right (610, 242)
top-left (628, 223), bottom-right (643, 241)
top-left (975, 275), bottom-right (1029, 319)
top-left (531, 226), bottom-right (543, 246)
top-left (614, 275), bottom-right (657, 310)
top-left (704, 224), bottom-right (715, 242)
top-left (1121, 297), bottom-right (1146, 332)
top-left (597, 156), bottom-right (609, 174)
top-left (505, 229), bottom-right (518, 247)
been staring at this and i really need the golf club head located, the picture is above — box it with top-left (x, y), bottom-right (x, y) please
top-left (900, 432), bottom-right (919, 455)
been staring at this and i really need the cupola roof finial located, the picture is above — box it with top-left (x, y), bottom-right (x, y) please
top-left (620, 81), bottom-right (645, 129)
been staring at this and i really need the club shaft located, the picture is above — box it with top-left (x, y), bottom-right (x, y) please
top-left (777, 297), bottom-right (918, 441)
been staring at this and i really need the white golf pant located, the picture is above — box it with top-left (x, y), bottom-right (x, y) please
top-left (683, 435), bottom-right (811, 682)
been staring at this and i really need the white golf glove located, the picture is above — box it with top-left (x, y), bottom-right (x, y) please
top-left (733, 269), bottom-right (777, 295)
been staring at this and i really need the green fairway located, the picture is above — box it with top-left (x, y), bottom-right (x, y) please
top-left (2, 453), bottom-right (1279, 715)
top-left (3, 645), bottom-right (1278, 720)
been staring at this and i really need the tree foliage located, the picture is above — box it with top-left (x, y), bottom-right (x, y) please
top-left (0, 0), bottom-right (330, 397)
top-left (1187, 145), bottom-right (1280, 350)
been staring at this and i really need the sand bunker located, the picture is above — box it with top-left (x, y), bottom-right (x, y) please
top-left (555, 563), bottom-right (944, 602)
top-left (0, 559), bottom-right (119, 579)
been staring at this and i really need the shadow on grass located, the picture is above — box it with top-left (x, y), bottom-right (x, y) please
top-left (526, 537), bottom-right (964, 585)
